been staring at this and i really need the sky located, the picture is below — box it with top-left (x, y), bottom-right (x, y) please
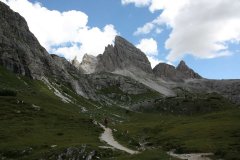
top-left (1, 0), bottom-right (240, 79)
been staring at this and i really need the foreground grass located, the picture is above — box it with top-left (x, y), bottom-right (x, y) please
top-left (0, 66), bottom-right (131, 159)
top-left (114, 148), bottom-right (178, 160)
top-left (0, 69), bottom-right (100, 159)
top-left (114, 108), bottom-right (240, 159)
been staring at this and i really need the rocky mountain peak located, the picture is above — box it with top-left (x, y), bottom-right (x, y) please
top-left (114, 36), bottom-right (136, 50)
top-left (153, 63), bottom-right (178, 79)
top-left (96, 36), bottom-right (152, 74)
top-left (80, 54), bottom-right (97, 74)
top-left (176, 60), bottom-right (202, 79)
top-left (153, 60), bottom-right (202, 81)
top-left (71, 56), bottom-right (80, 68)
top-left (176, 60), bottom-right (188, 71)
top-left (82, 54), bottom-right (96, 61)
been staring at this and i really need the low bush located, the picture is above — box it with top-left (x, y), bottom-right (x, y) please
top-left (0, 89), bottom-right (17, 96)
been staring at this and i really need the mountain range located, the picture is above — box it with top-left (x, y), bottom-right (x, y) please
top-left (1, 1), bottom-right (240, 105)
top-left (0, 1), bottom-right (240, 159)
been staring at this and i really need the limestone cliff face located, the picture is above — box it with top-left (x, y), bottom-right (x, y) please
top-left (0, 2), bottom-right (88, 97)
top-left (0, 1), bottom-right (56, 79)
top-left (96, 36), bottom-right (153, 74)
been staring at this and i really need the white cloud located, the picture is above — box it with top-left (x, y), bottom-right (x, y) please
top-left (126, 0), bottom-right (240, 62)
top-left (147, 56), bottom-right (163, 68)
top-left (51, 44), bottom-right (81, 61)
top-left (1, 0), bottom-right (118, 61)
top-left (136, 38), bottom-right (158, 56)
top-left (121, 0), bottom-right (151, 7)
top-left (147, 56), bottom-right (174, 69)
top-left (76, 25), bottom-right (117, 58)
top-left (134, 22), bottom-right (154, 35)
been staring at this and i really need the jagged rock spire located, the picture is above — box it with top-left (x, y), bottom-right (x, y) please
top-left (96, 35), bottom-right (153, 74)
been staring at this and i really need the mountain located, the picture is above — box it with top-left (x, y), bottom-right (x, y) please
top-left (153, 61), bottom-right (202, 81)
top-left (1, 2), bottom-right (240, 160)
top-left (0, 1), bottom-right (161, 105)
top-left (1, 1), bottom-right (239, 104)
top-left (96, 36), bottom-right (152, 74)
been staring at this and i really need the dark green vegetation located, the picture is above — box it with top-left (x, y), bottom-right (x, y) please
top-left (142, 91), bottom-right (236, 115)
top-left (115, 108), bottom-right (240, 159)
top-left (0, 66), bottom-right (127, 159)
top-left (0, 89), bottom-right (17, 96)
top-left (115, 149), bottom-right (178, 160)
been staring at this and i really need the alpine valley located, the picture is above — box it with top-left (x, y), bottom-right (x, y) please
top-left (0, 2), bottom-right (240, 160)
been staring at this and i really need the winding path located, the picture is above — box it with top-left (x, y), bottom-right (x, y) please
top-left (99, 124), bottom-right (139, 154)
top-left (99, 123), bottom-right (213, 159)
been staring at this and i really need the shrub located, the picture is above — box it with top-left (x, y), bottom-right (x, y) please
top-left (0, 89), bottom-right (17, 96)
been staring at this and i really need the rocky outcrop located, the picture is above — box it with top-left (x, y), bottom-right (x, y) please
top-left (153, 61), bottom-right (202, 81)
top-left (79, 54), bottom-right (98, 74)
top-left (71, 54), bottom-right (97, 74)
top-left (71, 56), bottom-right (80, 69)
top-left (96, 36), bottom-right (152, 74)
top-left (153, 63), bottom-right (179, 80)
top-left (176, 60), bottom-right (202, 79)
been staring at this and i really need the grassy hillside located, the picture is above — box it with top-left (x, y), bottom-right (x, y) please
top-left (114, 108), bottom-right (240, 159)
top-left (0, 66), bottom-right (130, 159)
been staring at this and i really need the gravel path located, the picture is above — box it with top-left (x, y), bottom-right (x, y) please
top-left (99, 124), bottom-right (139, 154)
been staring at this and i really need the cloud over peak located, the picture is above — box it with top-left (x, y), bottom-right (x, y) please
top-left (136, 38), bottom-right (162, 68)
top-left (136, 38), bottom-right (158, 56)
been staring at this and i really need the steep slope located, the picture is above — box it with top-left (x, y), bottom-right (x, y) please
top-left (0, 2), bottom-right (59, 79)
top-left (96, 36), bottom-right (152, 74)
